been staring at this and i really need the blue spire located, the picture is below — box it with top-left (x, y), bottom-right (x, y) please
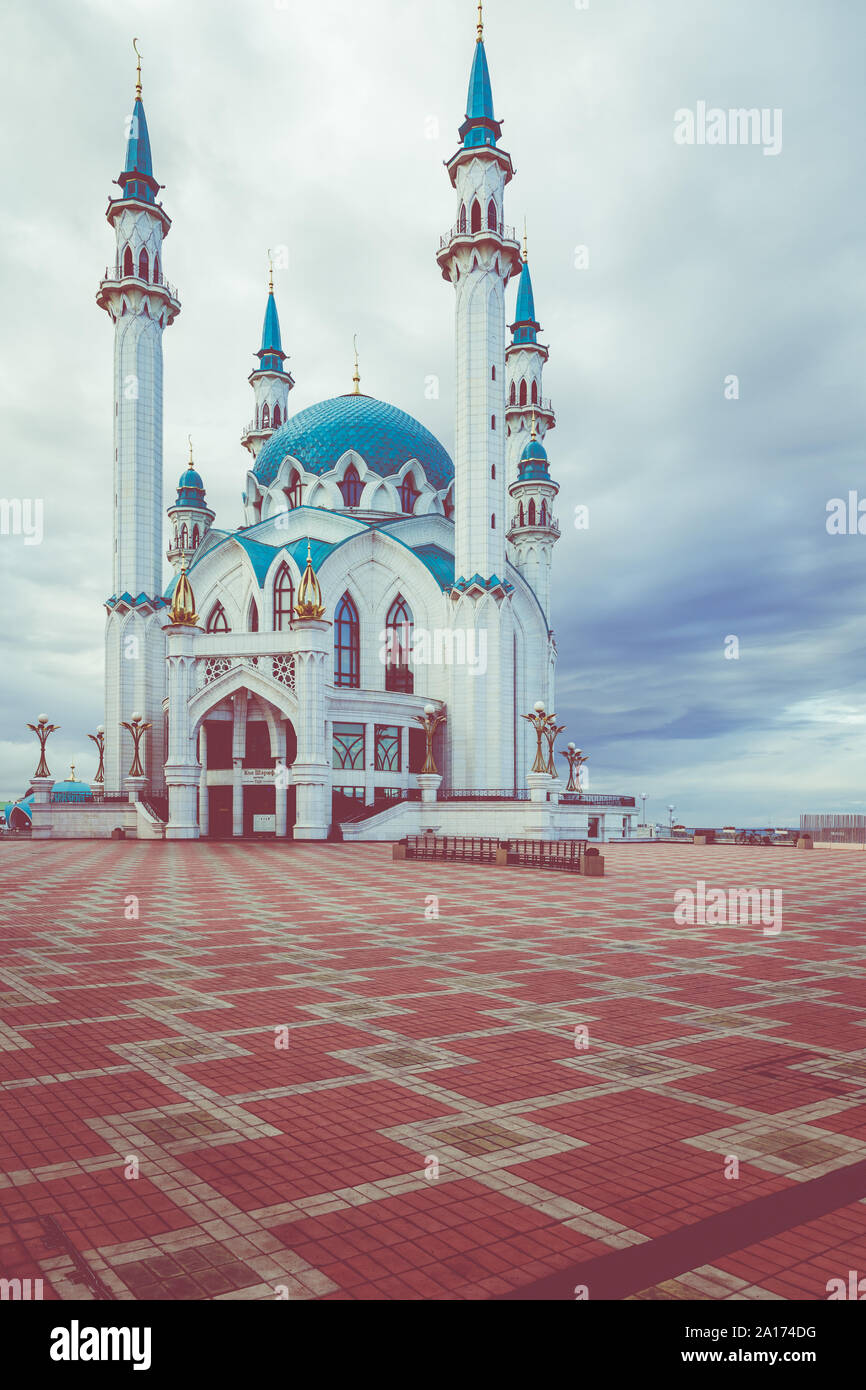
top-left (458, 11), bottom-right (502, 151)
top-left (117, 53), bottom-right (159, 204)
top-left (256, 274), bottom-right (287, 373)
top-left (511, 240), bottom-right (541, 345)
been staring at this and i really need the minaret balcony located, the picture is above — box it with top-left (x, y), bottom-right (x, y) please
top-left (507, 515), bottom-right (560, 541)
top-left (97, 267), bottom-right (181, 322)
top-left (436, 223), bottom-right (522, 280)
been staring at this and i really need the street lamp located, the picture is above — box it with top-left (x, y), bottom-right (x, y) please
top-left (668, 804), bottom-right (675, 833)
top-left (640, 791), bottom-right (647, 825)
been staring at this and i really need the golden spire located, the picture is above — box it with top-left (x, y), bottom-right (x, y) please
top-left (352, 333), bottom-right (361, 395)
top-left (268, 249), bottom-right (274, 294)
top-left (188, 434), bottom-right (194, 465)
top-left (133, 37), bottom-right (142, 100)
top-left (295, 540), bottom-right (325, 621)
top-left (530, 407), bottom-right (537, 441)
top-left (477, 1), bottom-right (483, 42)
top-left (522, 218), bottom-right (528, 262)
top-left (169, 554), bottom-right (199, 626)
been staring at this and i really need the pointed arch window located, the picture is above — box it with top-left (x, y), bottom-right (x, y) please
top-left (491, 513), bottom-right (496, 529)
top-left (385, 595), bottom-right (413, 693)
top-left (138, 247), bottom-right (149, 281)
top-left (334, 593), bottom-right (360, 688)
top-left (180, 523), bottom-right (189, 550)
top-left (528, 499), bottom-right (536, 526)
top-left (399, 474), bottom-right (420, 514)
top-left (518, 501), bottom-right (525, 526)
top-left (531, 380), bottom-right (538, 405)
top-left (154, 253), bottom-right (160, 284)
top-left (443, 488), bottom-right (455, 521)
top-left (339, 463), bottom-right (363, 508)
top-left (285, 468), bottom-right (302, 510)
top-left (519, 379), bottom-right (528, 406)
top-left (458, 203), bottom-right (467, 234)
top-left (206, 602), bottom-right (230, 633)
top-left (248, 597), bottom-right (260, 632)
top-left (191, 524), bottom-right (200, 548)
top-left (122, 245), bottom-right (134, 277)
top-left (487, 198), bottom-right (497, 230)
top-left (540, 500), bottom-right (548, 525)
top-left (509, 381), bottom-right (516, 405)
top-left (272, 404), bottom-right (281, 427)
top-left (470, 199), bottom-right (482, 233)
top-left (273, 563), bottom-right (294, 631)
top-left (261, 403), bottom-right (270, 429)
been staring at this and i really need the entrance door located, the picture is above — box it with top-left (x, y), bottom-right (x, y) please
top-left (208, 786), bottom-right (233, 839)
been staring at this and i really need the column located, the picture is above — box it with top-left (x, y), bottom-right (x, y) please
top-left (232, 690), bottom-right (247, 838)
top-left (274, 721), bottom-right (287, 838)
top-left (364, 720), bottom-right (376, 805)
top-left (400, 725), bottom-right (409, 792)
top-left (198, 722), bottom-right (209, 838)
top-left (292, 619), bottom-right (331, 841)
top-left (163, 623), bottom-right (202, 839)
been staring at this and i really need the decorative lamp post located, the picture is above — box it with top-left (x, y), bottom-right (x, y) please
top-left (668, 804), bottom-right (675, 832)
top-left (89, 726), bottom-right (106, 784)
top-left (122, 713), bottom-right (152, 780)
top-left (27, 714), bottom-right (59, 779)
top-left (544, 716), bottom-right (566, 777)
top-left (416, 703), bottom-right (447, 776)
top-left (562, 743), bottom-right (589, 794)
top-left (522, 701), bottom-right (549, 775)
top-left (641, 791), bottom-right (647, 825)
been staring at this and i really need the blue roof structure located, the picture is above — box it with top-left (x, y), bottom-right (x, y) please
top-left (518, 435), bottom-right (550, 481)
top-left (511, 260), bottom-right (540, 344)
top-left (173, 467), bottom-right (208, 509)
top-left (253, 395), bottom-right (454, 493)
top-left (119, 97), bottom-right (158, 204)
top-left (257, 291), bottom-right (286, 373)
top-left (460, 39), bottom-right (502, 149)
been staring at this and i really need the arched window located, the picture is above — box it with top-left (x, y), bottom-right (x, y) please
top-left (138, 247), bottom-right (149, 281)
top-left (491, 415), bottom-right (496, 430)
top-left (385, 595), bottom-right (413, 693)
top-left (339, 463), bottom-right (363, 508)
top-left (334, 593), bottom-right (360, 688)
top-left (509, 381), bottom-right (516, 405)
top-left (273, 404), bottom-right (281, 427)
top-left (470, 199), bottom-right (482, 233)
top-left (399, 474), bottom-right (420, 514)
top-left (491, 464), bottom-right (496, 480)
top-left (531, 380), bottom-right (538, 405)
top-left (443, 488), bottom-right (455, 521)
top-left (154, 254), bottom-right (160, 283)
top-left (491, 365), bottom-right (496, 381)
top-left (248, 598), bottom-right (260, 632)
top-left (273, 563), bottom-right (294, 631)
top-left (458, 203), bottom-right (467, 233)
top-left (528, 499), bottom-right (536, 526)
top-left (180, 523), bottom-right (189, 550)
top-left (487, 198), bottom-right (497, 230)
top-left (206, 603), bottom-right (230, 633)
top-left (284, 468), bottom-right (302, 510)
top-left (191, 525), bottom-right (200, 548)
top-left (518, 501), bottom-right (525, 526)
top-left (541, 500), bottom-right (549, 525)
top-left (491, 513), bottom-right (496, 529)
top-left (261, 403), bottom-right (270, 429)
top-left (519, 379), bottom-right (528, 406)
top-left (122, 245), bottom-right (134, 277)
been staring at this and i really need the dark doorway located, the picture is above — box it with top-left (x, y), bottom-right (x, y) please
top-left (209, 786), bottom-right (233, 839)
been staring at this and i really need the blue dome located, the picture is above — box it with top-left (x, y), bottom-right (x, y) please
top-left (521, 438), bottom-right (547, 463)
top-left (50, 780), bottom-right (93, 803)
top-left (253, 394), bottom-right (454, 493)
top-left (179, 467), bottom-right (204, 491)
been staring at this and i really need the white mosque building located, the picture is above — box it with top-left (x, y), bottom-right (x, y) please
top-left (27, 10), bottom-right (637, 843)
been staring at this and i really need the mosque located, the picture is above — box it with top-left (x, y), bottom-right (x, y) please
top-left (22, 7), bottom-right (637, 843)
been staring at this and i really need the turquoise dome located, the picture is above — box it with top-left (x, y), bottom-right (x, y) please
top-left (179, 467), bottom-right (204, 491)
top-left (50, 780), bottom-right (93, 803)
top-left (253, 394), bottom-right (454, 494)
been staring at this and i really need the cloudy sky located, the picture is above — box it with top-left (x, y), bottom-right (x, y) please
top-left (1, 0), bottom-right (864, 827)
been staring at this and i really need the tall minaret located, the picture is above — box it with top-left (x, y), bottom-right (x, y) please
top-left (436, 3), bottom-right (522, 583)
top-left (505, 230), bottom-right (555, 477)
top-left (97, 43), bottom-right (180, 793)
top-left (507, 412), bottom-right (561, 623)
top-left (241, 260), bottom-right (294, 460)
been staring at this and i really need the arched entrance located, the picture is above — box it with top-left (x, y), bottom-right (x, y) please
top-left (194, 685), bottom-right (297, 839)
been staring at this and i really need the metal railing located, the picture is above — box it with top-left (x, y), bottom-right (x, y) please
top-left (102, 265), bottom-right (180, 300)
top-left (509, 515), bottom-right (561, 535)
top-left (506, 396), bottom-right (554, 414)
top-left (340, 789), bottom-right (422, 823)
top-left (439, 222), bottom-right (519, 249)
top-left (559, 794), bottom-right (636, 807)
top-left (440, 788), bottom-right (531, 802)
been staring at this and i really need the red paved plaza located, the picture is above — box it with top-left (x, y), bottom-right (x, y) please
top-left (1, 841), bottom-right (864, 1300)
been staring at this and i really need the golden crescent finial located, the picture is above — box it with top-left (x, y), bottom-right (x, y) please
top-left (267, 248), bottom-right (273, 292)
top-left (133, 37), bottom-right (142, 99)
top-left (352, 333), bottom-right (360, 394)
top-left (531, 407), bottom-right (537, 441)
top-left (523, 217), bottom-right (528, 262)
top-left (188, 434), bottom-right (193, 463)
top-left (477, 1), bottom-right (483, 43)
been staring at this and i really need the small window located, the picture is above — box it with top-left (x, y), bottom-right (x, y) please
top-left (154, 254), bottom-right (160, 283)
top-left (333, 723), bottom-right (364, 769)
top-left (206, 603), bottom-right (230, 634)
top-left (261, 403), bottom-right (270, 429)
top-left (491, 365), bottom-right (496, 381)
top-left (491, 464), bottom-right (496, 480)
top-left (470, 199), bottom-right (482, 233)
top-left (487, 198), bottom-right (497, 231)
top-left (491, 514), bottom-right (496, 530)
top-left (519, 379), bottom-right (528, 406)
top-left (122, 245), bottom-right (133, 277)
top-left (531, 380), bottom-right (538, 405)
top-left (399, 474), bottom-right (420, 514)
top-left (273, 405), bottom-right (281, 427)
top-left (138, 247), bottom-right (149, 281)
top-left (339, 464), bottom-right (363, 508)
top-left (491, 415), bottom-right (496, 430)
